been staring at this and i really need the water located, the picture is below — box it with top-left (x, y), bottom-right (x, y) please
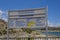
top-left (42, 32), bottom-right (60, 36)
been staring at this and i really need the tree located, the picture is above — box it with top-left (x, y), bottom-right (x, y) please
top-left (9, 28), bottom-right (16, 34)
top-left (2, 29), bottom-right (7, 34)
top-left (21, 28), bottom-right (32, 34)
top-left (21, 28), bottom-right (32, 40)
top-left (0, 31), bottom-right (2, 36)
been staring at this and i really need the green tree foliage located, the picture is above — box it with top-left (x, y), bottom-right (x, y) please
top-left (21, 28), bottom-right (32, 34)
top-left (2, 29), bottom-right (7, 34)
top-left (9, 28), bottom-right (16, 34)
top-left (0, 31), bottom-right (2, 35)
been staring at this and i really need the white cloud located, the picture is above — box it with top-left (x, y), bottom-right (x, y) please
top-left (0, 10), bottom-right (8, 22)
top-left (48, 21), bottom-right (55, 26)
top-left (0, 10), bottom-right (4, 19)
top-left (0, 10), bottom-right (7, 14)
top-left (2, 18), bottom-right (8, 22)
top-left (0, 10), bottom-right (4, 14)
top-left (48, 20), bottom-right (60, 27)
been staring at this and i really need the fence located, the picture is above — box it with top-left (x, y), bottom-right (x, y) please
top-left (0, 37), bottom-right (60, 40)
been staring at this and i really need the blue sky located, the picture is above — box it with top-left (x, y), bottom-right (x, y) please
top-left (0, 0), bottom-right (60, 26)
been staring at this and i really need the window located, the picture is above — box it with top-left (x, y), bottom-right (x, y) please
top-left (15, 21), bottom-right (25, 27)
top-left (9, 20), bottom-right (14, 27)
top-left (36, 18), bottom-right (45, 26)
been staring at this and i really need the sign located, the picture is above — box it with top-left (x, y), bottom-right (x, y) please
top-left (8, 8), bottom-right (47, 28)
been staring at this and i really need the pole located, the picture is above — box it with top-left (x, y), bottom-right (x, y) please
top-left (7, 12), bottom-right (9, 40)
top-left (46, 6), bottom-right (48, 40)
